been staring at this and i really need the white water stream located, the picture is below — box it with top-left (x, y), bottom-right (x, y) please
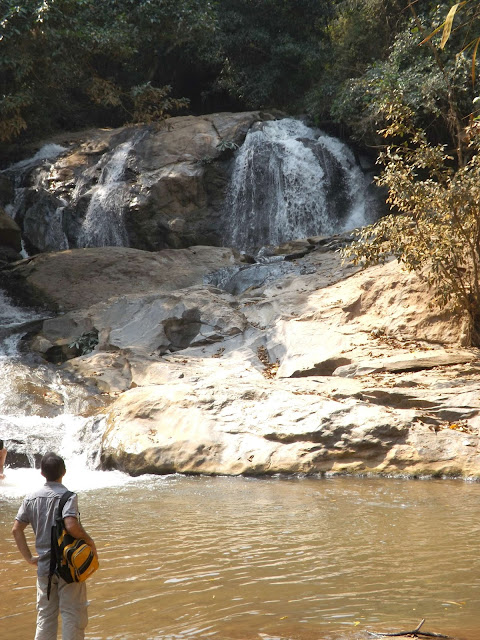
top-left (0, 290), bottom-right (132, 500)
top-left (75, 137), bottom-right (137, 248)
top-left (2, 134), bottom-right (140, 253)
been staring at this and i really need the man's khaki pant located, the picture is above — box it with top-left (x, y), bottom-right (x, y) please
top-left (35, 575), bottom-right (88, 640)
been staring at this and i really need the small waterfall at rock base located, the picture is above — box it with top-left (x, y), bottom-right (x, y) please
top-left (2, 133), bottom-right (141, 254)
top-left (0, 290), bottom-right (129, 496)
top-left (75, 136), bottom-right (138, 248)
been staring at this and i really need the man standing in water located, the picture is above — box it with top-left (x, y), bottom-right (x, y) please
top-left (12, 452), bottom-right (98, 640)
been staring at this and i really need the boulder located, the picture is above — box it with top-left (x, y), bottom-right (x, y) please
top-left (99, 367), bottom-right (412, 476)
top-left (99, 359), bottom-right (480, 478)
top-left (268, 259), bottom-right (471, 379)
top-left (46, 284), bottom-right (248, 357)
top-left (2, 245), bottom-right (242, 311)
top-left (94, 286), bottom-right (247, 354)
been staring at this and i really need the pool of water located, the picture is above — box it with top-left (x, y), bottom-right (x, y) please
top-left (1, 473), bottom-right (479, 640)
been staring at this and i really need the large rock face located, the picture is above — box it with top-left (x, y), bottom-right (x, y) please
top-left (6, 236), bottom-right (480, 479)
top-left (1, 112), bottom-right (478, 479)
top-left (0, 112), bottom-right (274, 254)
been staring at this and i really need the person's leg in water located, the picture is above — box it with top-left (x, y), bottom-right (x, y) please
top-left (0, 447), bottom-right (7, 478)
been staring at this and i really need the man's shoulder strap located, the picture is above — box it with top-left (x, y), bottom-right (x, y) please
top-left (49, 490), bottom-right (75, 599)
top-left (57, 490), bottom-right (75, 517)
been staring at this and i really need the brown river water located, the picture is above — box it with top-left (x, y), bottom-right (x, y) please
top-left (1, 473), bottom-right (480, 640)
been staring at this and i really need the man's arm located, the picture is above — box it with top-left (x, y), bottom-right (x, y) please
top-left (64, 516), bottom-right (98, 558)
top-left (12, 520), bottom-right (39, 565)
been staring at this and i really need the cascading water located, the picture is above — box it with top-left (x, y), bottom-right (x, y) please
top-left (223, 118), bottom-right (376, 252)
top-left (5, 143), bottom-right (67, 176)
top-left (2, 118), bottom-right (377, 257)
top-left (2, 132), bottom-right (142, 254)
top-left (75, 136), bottom-right (137, 248)
top-left (0, 290), bottom-right (131, 499)
top-left (3, 144), bottom-right (69, 255)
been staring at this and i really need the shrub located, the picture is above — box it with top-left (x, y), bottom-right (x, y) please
top-left (343, 100), bottom-right (480, 345)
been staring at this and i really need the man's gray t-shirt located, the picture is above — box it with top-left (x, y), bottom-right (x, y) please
top-left (15, 482), bottom-right (78, 576)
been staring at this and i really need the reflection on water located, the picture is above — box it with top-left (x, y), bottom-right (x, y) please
top-left (2, 474), bottom-right (480, 640)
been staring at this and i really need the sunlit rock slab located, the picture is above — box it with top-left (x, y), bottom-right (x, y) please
top-left (7, 235), bottom-right (480, 479)
top-left (268, 259), bottom-right (472, 379)
top-left (94, 352), bottom-right (480, 478)
top-left (3, 245), bottom-right (242, 311)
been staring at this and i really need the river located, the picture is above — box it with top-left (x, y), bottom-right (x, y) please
top-left (1, 473), bottom-right (480, 640)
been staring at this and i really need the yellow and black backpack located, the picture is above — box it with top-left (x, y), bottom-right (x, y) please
top-left (47, 490), bottom-right (99, 599)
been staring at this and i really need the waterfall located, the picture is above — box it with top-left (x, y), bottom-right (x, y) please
top-left (223, 118), bottom-right (375, 252)
top-left (2, 134), bottom-right (141, 254)
top-left (3, 144), bottom-right (69, 255)
top-left (6, 143), bottom-right (67, 175)
top-left (2, 118), bottom-right (377, 256)
top-left (75, 137), bottom-right (136, 248)
top-left (0, 290), bottom-right (131, 498)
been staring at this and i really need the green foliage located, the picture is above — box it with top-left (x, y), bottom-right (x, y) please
top-left (333, 28), bottom-right (472, 140)
top-left (1, 0), bottom-right (477, 151)
top-left (343, 101), bottom-right (480, 344)
top-left (306, 0), bottom-right (478, 150)
top-left (306, 0), bottom-right (406, 125)
top-left (0, 0), bottom-right (214, 142)
top-left (69, 330), bottom-right (99, 355)
top-left (130, 83), bottom-right (189, 124)
top-left (210, 0), bottom-right (333, 111)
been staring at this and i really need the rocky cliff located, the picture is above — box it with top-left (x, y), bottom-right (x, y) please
top-left (0, 112), bottom-right (274, 255)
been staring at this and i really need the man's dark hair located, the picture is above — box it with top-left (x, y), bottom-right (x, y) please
top-left (41, 452), bottom-right (66, 482)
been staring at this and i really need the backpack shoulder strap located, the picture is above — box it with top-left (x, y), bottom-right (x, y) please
top-left (48, 490), bottom-right (75, 599)
top-left (57, 490), bottom-right (74, 518)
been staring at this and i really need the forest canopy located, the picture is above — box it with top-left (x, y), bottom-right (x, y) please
top-left (1, 0), bottom-right (478, 149)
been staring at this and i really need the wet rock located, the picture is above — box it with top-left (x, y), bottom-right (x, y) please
top-left (0, 174), bottom-right (14, 206)
top-left (3, 447), bottom-right (42, 469)
top-left (6, 112), bottom-right (272, 252)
